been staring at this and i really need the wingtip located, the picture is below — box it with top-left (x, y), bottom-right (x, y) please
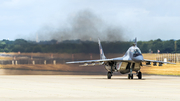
top-left (66, 62), bottom-right (73, 64)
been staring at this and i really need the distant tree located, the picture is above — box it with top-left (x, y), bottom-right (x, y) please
top-left (140, 42), bottom-right (149, 53)
top-left (162, 40), bottom-right (174, 53)
top-left (0, 41), bottom-right (6, 49)
top-left (14, 39), bottom-right (27, 45)
top-left (50, 39), bottom-right (58, 44)
top-left (151, 39), bottom-right (163, 53)
top-left (4, 48), bottom-right (9, 52)
top-left (33, 46), bottom-right (42, 52)
top-left (0, 38), bottom-right (179, 53)
top-left (176, 39), bottom-right (180, 53)
top-left (0, 49), bottom-right (4, 52)
top-left (25, 47), bottom-right (33, 52)
top-left (12, 45), bottom-right (24, 52)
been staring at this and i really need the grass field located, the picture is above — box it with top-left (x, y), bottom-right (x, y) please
top-left (0, 53), bottom-right (180, 75)
top-left (141, 64), bottom-right (180, 75)
top-left (141, 53), bottom-right (180, 75)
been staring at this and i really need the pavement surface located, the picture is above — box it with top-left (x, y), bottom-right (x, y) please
top-left (0, 75), bottom-right (180, 101)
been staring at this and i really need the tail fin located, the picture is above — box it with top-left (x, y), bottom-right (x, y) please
top-left (134, 37), bottom-right (137, 46)
top-left (98, 38), bottom-right (106, 59)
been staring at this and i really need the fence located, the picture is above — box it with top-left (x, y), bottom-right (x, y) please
top-left (0, 59), bottom-right (71, 65)
top-left (156, 54), bottom-right (180, 63)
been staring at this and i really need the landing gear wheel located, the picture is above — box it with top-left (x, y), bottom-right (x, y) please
top-left (138, 72), bottom-right (142, 79)
top-left (128, 74), bottom-right (133, 79)
top-left (107, 72), bottom-right (111, 79)
top-left (130, 74), bottom-right (133, 79)
top-left (128, 74), bottom-right (130, 79)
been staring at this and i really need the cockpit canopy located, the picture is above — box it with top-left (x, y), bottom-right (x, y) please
top-left (133, 49), bottom-right (142, 57)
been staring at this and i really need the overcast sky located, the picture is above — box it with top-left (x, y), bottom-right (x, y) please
top-left (0, 0), bottom-right (180, 41)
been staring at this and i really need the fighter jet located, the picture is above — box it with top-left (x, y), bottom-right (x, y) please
top-left (66, 38), bottom-right (175, 79)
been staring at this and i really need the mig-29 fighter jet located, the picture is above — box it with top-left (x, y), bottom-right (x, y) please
top-left (66, 38), bottom-right (175, 79)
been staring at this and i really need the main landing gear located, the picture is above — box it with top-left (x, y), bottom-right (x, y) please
top-left (107, 72), bottom-right (112, 79)
top-left (128, 71), bottom-right (142, 79)
top-left (137, 71), bottom-right (142, 79)
top-left (107, 66), bottom-right (113, 79)
top-left (107, 62), bottom-right (114, 79)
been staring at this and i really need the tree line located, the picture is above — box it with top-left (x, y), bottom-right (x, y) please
top-left (0, 38), bottom-right (179, 53)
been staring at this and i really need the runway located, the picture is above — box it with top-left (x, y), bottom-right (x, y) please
top-left (0, 75), bottom-right (180, 101)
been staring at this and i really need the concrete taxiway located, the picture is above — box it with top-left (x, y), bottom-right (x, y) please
top-left (0, 75), bottom-right (180, 101)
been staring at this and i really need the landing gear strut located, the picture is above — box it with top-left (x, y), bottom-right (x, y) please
top-left (137, 71), bottom-right (142, 79)
top-left (107, 62), bottom-right (114, 79)
top-left (128, 65), bottom-right (133, 79)
top-left (128, 74), bottom-right (133, 79)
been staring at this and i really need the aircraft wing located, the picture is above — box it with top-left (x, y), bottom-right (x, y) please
top-left (66, 58), bottom-right (176, 66)
top-left (143, 59), bottom-right (176, 64)
top-left (66, 57), bottom-right (132, 66)
top-left (66, 59), bottom-right (114, 64)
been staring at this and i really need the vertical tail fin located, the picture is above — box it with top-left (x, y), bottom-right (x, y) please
top-left (134, 37), bottom-right (137, 46)
top-left (98, 38), bottom-right (106, 59)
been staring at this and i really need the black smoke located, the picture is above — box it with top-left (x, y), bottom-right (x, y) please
top-left (35, 10), bottom-right (127, 42)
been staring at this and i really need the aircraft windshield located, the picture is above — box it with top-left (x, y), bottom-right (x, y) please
top-left (133, 49), bottom-right (142, 57)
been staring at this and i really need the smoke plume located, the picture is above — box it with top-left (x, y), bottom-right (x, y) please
top-left (36, 10), bottom-right (126, 42)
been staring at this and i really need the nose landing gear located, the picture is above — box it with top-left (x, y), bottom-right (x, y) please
top-left (128, 66), bottom-right (133, 79)
top-left (128, 74), bottom-right (133, 79)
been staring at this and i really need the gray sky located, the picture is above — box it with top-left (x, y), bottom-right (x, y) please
top-left (0, 0), bottom-right (180, 41)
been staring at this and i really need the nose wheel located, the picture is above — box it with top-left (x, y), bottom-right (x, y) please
top-left (128, 66), bottom-right (133, 79)
top-left (128, 74), bottom-right (133, 79)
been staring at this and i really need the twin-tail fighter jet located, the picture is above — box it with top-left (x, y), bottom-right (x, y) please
top-left (66, 38), bottom-right (175, 79)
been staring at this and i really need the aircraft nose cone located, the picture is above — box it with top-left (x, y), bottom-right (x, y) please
top-left (137, 56), bottom-right (144, 61)
top-left (138, 56), bottom-right (144, 61)
top-left (133, 55), bottom-right (144, 62)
